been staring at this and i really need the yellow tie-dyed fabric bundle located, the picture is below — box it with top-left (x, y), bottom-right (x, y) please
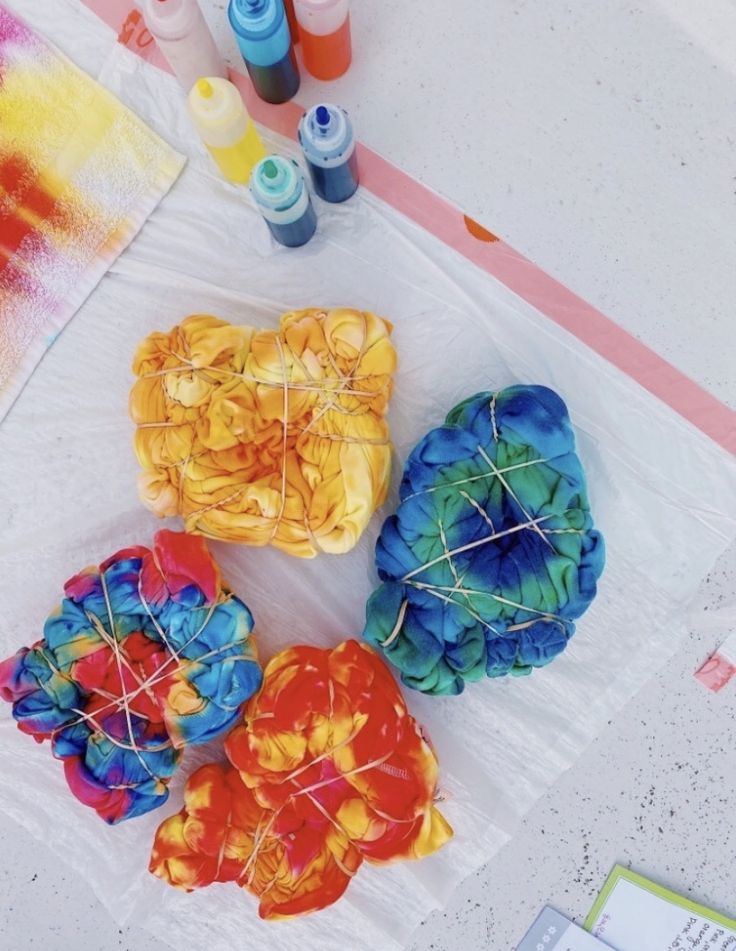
top-left (130, 309), bottom-right (396, 557)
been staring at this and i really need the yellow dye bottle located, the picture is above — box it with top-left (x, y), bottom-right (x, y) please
top-left (187, 77), bottom-right (266, 184)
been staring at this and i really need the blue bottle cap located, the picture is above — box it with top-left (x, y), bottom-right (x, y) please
top-left (298, 103), bottom-right (354, 164)
top-left (228, 0), bottom-right (285, 41)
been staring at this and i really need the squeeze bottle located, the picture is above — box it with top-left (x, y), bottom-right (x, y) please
top-left (293, 0), bottom-right (351, 80)
top-left (228, 0), bottom-right (300, 105)
top-left (188, 78), bottom-right (266, 183)
top-left (298, 103), bottom-right (358, 202)
top-left (137, 0), bottom-right (226, 92)
top-left (250, 156), bottom-right (317, 248)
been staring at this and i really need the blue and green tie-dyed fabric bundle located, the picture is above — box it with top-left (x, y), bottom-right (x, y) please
top-left (363, 385), bottom-right (605, 696)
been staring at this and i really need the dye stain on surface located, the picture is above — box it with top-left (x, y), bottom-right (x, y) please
top-left (464, 214), bottom-right (499, 243)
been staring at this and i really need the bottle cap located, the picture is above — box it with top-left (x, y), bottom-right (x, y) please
top-left (228, 0), bottom-right (284, 40)
top-left (293, 0), bottom-right (348, 36)
top-left (298, 103), bottom-right (353, 162)
top-left (188, 77), bottom-right (247, 133)
top-left (137, 0), bottom-right (199, 41)
top-left (294, 0), bottom-right (345, 11)
top-left (251, 154), bottom-right (304, 210)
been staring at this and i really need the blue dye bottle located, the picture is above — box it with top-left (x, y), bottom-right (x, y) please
top-left (298, 103), bottom-right (359, 203)
top-left (228, 0), bottom-right (300, 104)
top-left (251, 155), bottom-right (317, 247)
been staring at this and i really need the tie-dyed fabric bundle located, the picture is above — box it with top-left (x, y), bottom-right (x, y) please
top-left (363, 385), bottom-right (605, 696)
top-left (0, 4), bottom-right (183, 422)
top-left (150, 641), bottom-right (452, 919)
top-left (0, 531), bottom-right (261, 823)
top-left (130, 309), bottom-right (396, 558)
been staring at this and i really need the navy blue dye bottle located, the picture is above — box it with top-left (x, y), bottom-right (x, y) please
top-left (228, 0), bottom-right (300, 105)
top-left (298, 102), bottom-right (359, 203)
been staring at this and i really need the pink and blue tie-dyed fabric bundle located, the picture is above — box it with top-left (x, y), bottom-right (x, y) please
top-left (0, 531), bottom-right (261, 823)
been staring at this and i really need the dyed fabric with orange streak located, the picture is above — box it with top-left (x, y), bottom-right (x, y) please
top-left (150, 641), bottom-right (452, 919)
top-left (130, 310), bottom-right (396, 558)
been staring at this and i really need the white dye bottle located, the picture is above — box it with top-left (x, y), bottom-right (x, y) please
top-left (138, 0), bottom-right (227, 92)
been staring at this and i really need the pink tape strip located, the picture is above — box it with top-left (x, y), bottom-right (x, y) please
top-left (695, 631), bottom-right (736, 692)
top-left (83, 0), bottom-right (736, 455)
top-left (695, 653), bottom-right (736, 693)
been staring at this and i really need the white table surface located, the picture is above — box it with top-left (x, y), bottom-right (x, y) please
top-left (1, 1), bottom-right (735, 948)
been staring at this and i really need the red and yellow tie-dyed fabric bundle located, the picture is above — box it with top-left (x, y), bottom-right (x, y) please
top-left (130, 309), bottom-right (396, 558)
top-left (150, 640), bottom-right (452, 919)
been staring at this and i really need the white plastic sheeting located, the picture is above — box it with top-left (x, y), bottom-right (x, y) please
top-left (1, 2), bottom-right (735, 949)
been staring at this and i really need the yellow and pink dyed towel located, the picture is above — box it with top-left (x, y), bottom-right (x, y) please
top-left (0, 5), bottom-right (184, 421)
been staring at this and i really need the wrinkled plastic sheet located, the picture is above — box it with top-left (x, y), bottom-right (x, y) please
top-left (1, 2), bottom-right (735, 949)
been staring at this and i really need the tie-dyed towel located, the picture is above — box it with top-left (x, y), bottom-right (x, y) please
top-left (0, 5), bottom-right (184, 422)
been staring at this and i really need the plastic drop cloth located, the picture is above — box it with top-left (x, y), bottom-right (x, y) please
top-left (1, 2), bottom-right (735, 949)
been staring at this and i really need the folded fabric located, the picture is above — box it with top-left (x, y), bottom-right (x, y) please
top-left (150, 640), bottom-right (452, 919)
top-left (130, 309), bottom-right (397, 557)
top-left (363, 385), bottom-right (605, 695)
top-left (0, 530), bottom-right (261, 823)
top-left (0, 4), bottom-right (184, 423)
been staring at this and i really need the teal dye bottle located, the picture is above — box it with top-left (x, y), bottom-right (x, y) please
top-left (251, 155), bottom-right (317, 247)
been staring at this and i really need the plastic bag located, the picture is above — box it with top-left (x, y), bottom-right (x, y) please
top-left (1, 2), bottom-right (735, 949)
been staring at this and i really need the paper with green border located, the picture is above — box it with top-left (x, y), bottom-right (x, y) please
top-left (585, 865), bottom-right (736, 949)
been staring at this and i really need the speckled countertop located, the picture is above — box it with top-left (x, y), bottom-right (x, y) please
top-left (1, 1), bottom-right (735, 949)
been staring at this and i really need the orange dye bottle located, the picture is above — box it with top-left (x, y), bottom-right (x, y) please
top-left (293, 0), bottom-right (351, 80)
